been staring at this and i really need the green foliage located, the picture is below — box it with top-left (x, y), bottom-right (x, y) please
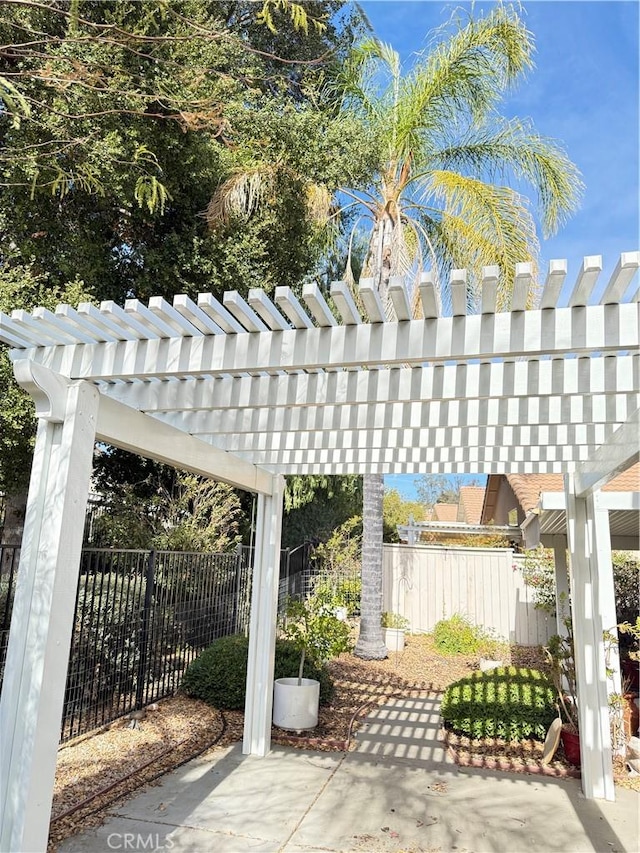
top-left (432, 614), bottom-right (507, 659)
top-left (517, 550), bottom-right (640, 632)
top-left (257, 0), bottom-right (327, 35)
top-left (544, 622), bottom-right (579, 732)
top-left (382, 489), bottom-right (426, 543)
top-left (381, 612), bottom-right (409, 630)
top-left (312, 573), bottom-right (362, 617)
top-left (181, 634), bottom-right (334, 709)
top-left (441, 667), bottom-right (557, 741)
top-left (0, 2), bottom-right (369, 304)
top-left (282, 476), bottom-right (363, 548)
top-left (612, 553), bottom-right (640, 633)
top-left (309, 517), bottom-right (362, 615)
top-left (90, 462), bottom-right (242, 552)
top-left (618, 618), bottom-right (640, 662)
top-left (65, 573), bottom-right (145, 712)
top-left (280, 595), bottom-right (353, 681)
top-left (432, 614), bottom-right (482, 656)
top-left (517, 547), bottom-right (560, 614)
top-left (0, 261), bottom-right (93, 496)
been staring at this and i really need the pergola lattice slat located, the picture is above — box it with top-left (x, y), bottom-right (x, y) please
top-left (17, 302), bottom-right (639, 383)
top-left (103, 356), bottom-right (640, 413)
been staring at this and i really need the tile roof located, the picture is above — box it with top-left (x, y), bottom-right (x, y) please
top-left (458, 486), bottom-right (485, 524)
top-left (506, 463), bottom-right (640, 513)
top-left (432, 503), bottom-right (458, 522)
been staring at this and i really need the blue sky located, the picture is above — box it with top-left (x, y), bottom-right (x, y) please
top-left (358, 1), bottom-right (639, 500)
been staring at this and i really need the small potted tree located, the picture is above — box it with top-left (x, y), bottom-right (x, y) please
top-left (545, 621), bottom-right (581, 765)
top-left (273, 596), bottom-right (352, 731)
top-left (381, 612), bottom-right (410, 653)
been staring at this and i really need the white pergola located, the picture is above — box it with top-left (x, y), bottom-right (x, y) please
top-left (0, 252), bottom-right (638, 851)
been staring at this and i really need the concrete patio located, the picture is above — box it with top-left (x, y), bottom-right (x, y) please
top-left (58, 693), bottom-right (639, 853)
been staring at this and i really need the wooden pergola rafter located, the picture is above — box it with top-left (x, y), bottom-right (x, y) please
top-left (0, 252), bottom-right (639, 851)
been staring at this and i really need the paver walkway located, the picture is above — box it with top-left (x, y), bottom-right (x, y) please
top-left (58, 691), bottom-right (639, 853)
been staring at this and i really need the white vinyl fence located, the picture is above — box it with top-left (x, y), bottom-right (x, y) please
top-left (383, 544), bottom-right (554, 647)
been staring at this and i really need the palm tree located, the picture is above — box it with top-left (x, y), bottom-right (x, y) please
top-left (336, 5), bottom-right (582, 659)
top-left (206, 5), bottom-right (582, 660)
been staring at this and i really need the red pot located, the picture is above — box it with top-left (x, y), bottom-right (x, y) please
top-left (560, 727), bottom-right (581, 766)
top-left (622, 658), bottom-right (639, 692)
top-left (623, 693), bottom-right (640, 739)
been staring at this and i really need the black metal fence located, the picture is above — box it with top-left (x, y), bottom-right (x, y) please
top-left (0, 544), bottom-right (19, 680)
top-left (0, 541), bottom-right (317, 743)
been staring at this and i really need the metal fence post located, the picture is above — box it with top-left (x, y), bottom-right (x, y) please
top-left (135, 549), bottom-right (155, 710)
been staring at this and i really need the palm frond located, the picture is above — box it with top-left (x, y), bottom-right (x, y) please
top-left (205, 167), bottom-right (277, 228)
top-left (396, 4), bottom-right (534, 156)
top-left (305, 183), bottom-right (333, 224)
top-left (431, 119), bottom-right (584, 236)
top-left (424, 170), bottom-right (539, 306)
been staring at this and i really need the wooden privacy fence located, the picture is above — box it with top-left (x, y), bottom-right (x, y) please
top-left (383, 544), bottom-right (554, 647)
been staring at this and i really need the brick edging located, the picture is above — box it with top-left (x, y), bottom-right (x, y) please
top-left (441, 727), bottom-right (581, 779)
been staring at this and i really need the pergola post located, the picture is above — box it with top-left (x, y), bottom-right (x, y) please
top-left (0, 374), bottom-right (99, 853)
top-left (589, 496), bottom-right (623, 755)
top-left (551, 535), bottom-right (571, 638)
top-left (564, 475), bottom-right (615, 801)
top-left (243, 475), bottom-right (285, 756)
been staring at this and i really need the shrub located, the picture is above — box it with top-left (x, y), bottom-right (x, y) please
top-left (433, 614), bottom-right (482, 655)
top-left (381, 612), bottom-right (410, 630)
top-left (441, 667), bottom-right (557, 741)
top-left (180, 634), bottom-right (334, 710)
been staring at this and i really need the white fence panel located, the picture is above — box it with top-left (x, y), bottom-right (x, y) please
top-left (383, 544), bottom-right (554, 647)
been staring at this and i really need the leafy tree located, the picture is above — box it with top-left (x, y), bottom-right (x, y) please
top-left (282, 474), bottom-right (362, 548)
top-left (0, 0), bottom-right (366, 302)
top-left (0, 0), bottom-right (369, 519)
top-left (382, 489), bottom-right (426, 543)
top-left (90, 452), bottom-right (242, 551)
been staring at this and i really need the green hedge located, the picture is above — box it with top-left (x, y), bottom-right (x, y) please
top-left (441, 667), bottom-right (557, 741)
top-left (180, 634), bottom-right (334, 709)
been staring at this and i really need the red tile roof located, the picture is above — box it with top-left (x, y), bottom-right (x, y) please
top-left (432, 503), bottom-right (458, 522)
top-left (506, 463), bottom-right (640, 513)
top-left (458, 486), bottom-right (485, 524)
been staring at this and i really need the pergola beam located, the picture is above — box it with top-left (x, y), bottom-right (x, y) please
top-left (96, 396), bottom-right (274, 495)
top-left (573, 409), bottom-right (640, 497)
top-left (20, 302), bottom-right (640, 381)
top-left (205, 425), bottom-right (613, 453)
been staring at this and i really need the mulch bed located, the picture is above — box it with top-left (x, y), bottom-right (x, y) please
top-left (48, 634), bottom-right (639, 851)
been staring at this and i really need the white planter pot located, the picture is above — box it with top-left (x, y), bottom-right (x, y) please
top-left (273, 677), bottom-right (320, 731)
top-left (479, 658), bottom-right (503, 672)
top-left (384, 627), bottom-right (405, 653)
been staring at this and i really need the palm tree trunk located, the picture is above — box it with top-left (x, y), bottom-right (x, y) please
top-left (354, 472), bottom-right (387, 659)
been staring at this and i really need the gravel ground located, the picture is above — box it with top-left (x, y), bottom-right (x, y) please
top-left (48, 634), bottom-right (639, 850)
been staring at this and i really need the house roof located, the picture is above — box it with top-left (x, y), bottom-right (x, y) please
top-left (507, 464), bottom-right (640, 514)
top-left (432, 503), bottom-right (458, 522)
top-left (458, 486), bottom-right (485, 524)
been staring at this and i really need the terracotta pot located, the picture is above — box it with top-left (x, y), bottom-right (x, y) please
top-left (623, 693), bottom-right (640, 740)
top-left (622, 658), bottom-right (639, 691)
top-left (560, 727), bottom-right (581, 766)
